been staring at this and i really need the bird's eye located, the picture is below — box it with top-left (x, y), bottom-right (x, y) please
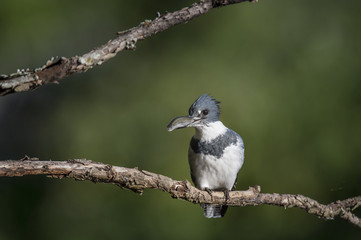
top-left (202, 109), bottom-right (209, 116)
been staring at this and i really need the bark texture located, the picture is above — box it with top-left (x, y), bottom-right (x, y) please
top-left (0, 158), bottom-right (360, 227)
top-left (0, 0), bottom-right (256, 96)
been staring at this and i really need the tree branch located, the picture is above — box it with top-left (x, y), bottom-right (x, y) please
top-left (0, 0), bottom-right (256, 96)
top-left (1, 158), bottom-right (360, 227)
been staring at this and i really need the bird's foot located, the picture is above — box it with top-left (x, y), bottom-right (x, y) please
top-left (224, 189), bottom-right (230, 202)
top-left (204, 187), bottom-right (214, 200)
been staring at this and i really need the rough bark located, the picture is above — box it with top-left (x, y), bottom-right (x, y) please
top-left (0, 0), bottom-right (256, 96)
top-left (0, 158), bottom-right (360, 227)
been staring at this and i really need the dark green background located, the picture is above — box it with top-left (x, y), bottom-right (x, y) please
top-left (0, 0), bottom-right (360, 239)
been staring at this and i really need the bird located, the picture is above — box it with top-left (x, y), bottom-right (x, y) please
top-left (167, 94), bottom-right (245, 218)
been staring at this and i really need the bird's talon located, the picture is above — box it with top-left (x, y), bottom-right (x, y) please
top-left (205, 187), bottom-right (214, 200)
top-left (224, 189), bottom-right (230, 202)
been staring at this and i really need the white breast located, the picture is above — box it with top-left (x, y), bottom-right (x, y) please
top-left (188, 138), bottom-right (244, 191)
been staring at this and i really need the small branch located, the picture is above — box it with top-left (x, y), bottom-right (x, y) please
top-left (0, 158), bottom-right (360, 227)
top-left (0, 0), bottom-right (256, 96)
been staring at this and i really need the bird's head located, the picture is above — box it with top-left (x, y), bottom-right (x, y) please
top-left (167, 94), bottom-right (221, 131)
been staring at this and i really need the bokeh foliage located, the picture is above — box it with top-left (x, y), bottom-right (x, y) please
top-left (0, 0), bottom-right (360, 239)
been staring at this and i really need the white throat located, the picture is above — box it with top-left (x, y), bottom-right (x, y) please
top-left (193, 121), bottom-right (227, 141)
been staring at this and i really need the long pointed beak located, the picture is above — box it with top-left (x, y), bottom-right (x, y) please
top-left (167, 115), bottom-right (197, 132)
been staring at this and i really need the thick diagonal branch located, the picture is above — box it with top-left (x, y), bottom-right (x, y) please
top-left (0, 159), bottom-right (360, 227)
top-left (0, 0), bottom-right (256, 96)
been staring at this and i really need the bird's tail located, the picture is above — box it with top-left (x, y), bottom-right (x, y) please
top-left (201, 204), bottom-right (228, 218)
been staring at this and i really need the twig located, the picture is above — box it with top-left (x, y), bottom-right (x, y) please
top-left (0, 0), bottom-right (256, 96)
top-left (0, 158), bottom-right (360, 227)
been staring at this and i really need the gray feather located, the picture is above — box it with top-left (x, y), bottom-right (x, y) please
top-left (190, 129), bottom-right (241, 158)
top-left (201, 204), bottom-right (228, 218)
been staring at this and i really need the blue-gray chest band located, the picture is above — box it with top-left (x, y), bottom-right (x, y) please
top-left (190, 129), bottom-right (239, 158)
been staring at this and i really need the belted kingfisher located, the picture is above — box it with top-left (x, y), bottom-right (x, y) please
top-left (167, 94), bottom-right (245, 218)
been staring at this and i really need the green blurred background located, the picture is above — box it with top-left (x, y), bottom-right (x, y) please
top-left (0, 0), bottom-right (360, 239)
